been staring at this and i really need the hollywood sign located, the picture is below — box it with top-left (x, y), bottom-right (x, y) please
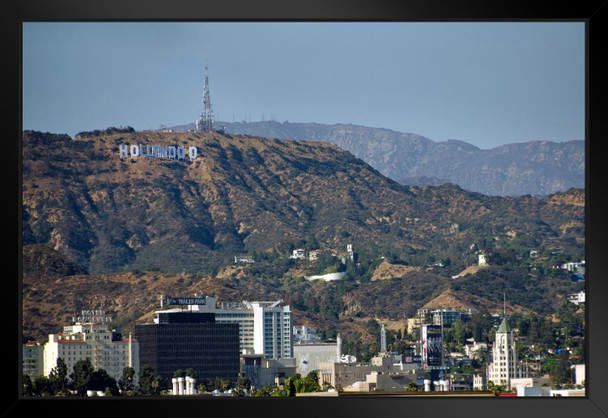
top-left (119, 144), bottom-right (199, 160)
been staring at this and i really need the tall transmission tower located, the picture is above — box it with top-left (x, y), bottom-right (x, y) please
top-left (196, 64), bottom-right (214, 132)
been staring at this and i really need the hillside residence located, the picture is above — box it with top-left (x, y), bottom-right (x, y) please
top-left (464, 341), bottom-right (488, 360)
top-left (478, 251), bottom-right (488, 266)
top-left (568, 291), bottom-right (585, 305)
top-left (307, 249), bottom-right (323, 261)
top-left (290, 248), bottom-right (306, 259)
top-left (561, 261), bottom-right (585, 272)
top-left (290, 244), bottom-right (354, 263)
top-left (333, 244), bottom-right (355, 263)
top-left (234, 255), bottom-right (254, 264)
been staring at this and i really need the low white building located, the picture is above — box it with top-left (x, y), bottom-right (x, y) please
top-left (572, 364), bottom-right (585, 386)
top-left (294, 334), bottom-right (342, 376)
top-left (510, 377), bottom-right (550, 390)
top-left (473, 374), bottom-right (486, 390)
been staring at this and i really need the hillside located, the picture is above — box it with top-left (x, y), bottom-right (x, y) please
top-left (22, 245), bottom-right (582, 344)
top-left (22, 129), bottom-right (584, 275)
top-left (178, 120), bottom-right (584, 197)
top-left (21, 128), bottom-right (584, 343)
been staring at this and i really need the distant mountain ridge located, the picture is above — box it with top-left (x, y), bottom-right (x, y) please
top-left (170, 121), bottom-right (583, 197)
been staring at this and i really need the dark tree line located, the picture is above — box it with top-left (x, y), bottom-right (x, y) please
top-left (23, 358), bottom-right (161, 397)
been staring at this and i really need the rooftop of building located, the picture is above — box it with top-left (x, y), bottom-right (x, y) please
top-left (497, 317), bottom-right (511, 333)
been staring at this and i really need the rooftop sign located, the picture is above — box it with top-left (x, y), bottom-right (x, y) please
top-left (72, 309), bottom-right (112, 324)
top-left (167, 297), bottom-right (207, 306)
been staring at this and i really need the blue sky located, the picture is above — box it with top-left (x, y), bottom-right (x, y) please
top-left (22, 22), bottom-right (585, 149)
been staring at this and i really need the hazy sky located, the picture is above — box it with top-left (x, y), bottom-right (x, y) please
top-left (22, 22), bottom-right (585, 149)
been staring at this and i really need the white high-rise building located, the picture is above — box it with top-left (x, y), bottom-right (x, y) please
top-left (157, 297), bottom-right (292, 360)
top-left (43, 311), bottom-right (139, 383)
top-left (486, 317), bottom-right (526, 388)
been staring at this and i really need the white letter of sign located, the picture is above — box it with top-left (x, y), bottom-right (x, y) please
top-left (168, 146), bottom-right (177, 159)
top-left (130, 144), bottom-right (139, 157)
top-left (189, 147), bottom-right (198, 159)
top-left (119, 144), bottom-right (129, 158)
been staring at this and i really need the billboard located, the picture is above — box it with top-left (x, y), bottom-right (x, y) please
top-left (421, 324), bottom-right (443, 368)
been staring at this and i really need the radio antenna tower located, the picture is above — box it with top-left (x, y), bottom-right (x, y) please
top-left (196, 64), bottom-right (214, 132)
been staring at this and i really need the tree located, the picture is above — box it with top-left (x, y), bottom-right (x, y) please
top-left (285, 377), bottom-right (296, 397)
top-left (32, 375), bottom-right (52, 397)
top-left (23, 375), bottom-right (33, 397)
top-left (406, 382), bottom-right (419, 392)
top-left (138, 364), bottom-right (164, 395)
top-left (214, 377), bottom-right (231, 392)
top-left (89, 369), bottom-right (119, 396)
top-left (306, 370), bottom-right (320, 384)
top-left (119, 367), bottom-right (136, 395)
top-left (185, 368), bottom-right (198, 380)
top-left (293, 374), bottom-right (320, 393)
top-left (234, 376), bottom-right (251, 396)
top-left (490, 383), bottom-right (505, 396)
top-left (70, 358), bottom-right (94, 396)
top-left (251, 384), bottom-right (279, 397)
top-left (49, 357), bottom-right (69, 396)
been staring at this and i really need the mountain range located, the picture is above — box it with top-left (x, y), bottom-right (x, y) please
top-left (21, 128), bottom-right (584, 342)
top-left (169, 121), bottom-right (583, 197)
top-left (22, 128), bottom-right (583, 274)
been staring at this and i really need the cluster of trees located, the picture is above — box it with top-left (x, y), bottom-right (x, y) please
top-left (23, 359), bottom-right (326, 398)
top-left (246, 371), bottom-right (322, 397)
top-left (23, 358), bottom-right (135, 397)
top-left (75, 126), bottom-right (135, 139)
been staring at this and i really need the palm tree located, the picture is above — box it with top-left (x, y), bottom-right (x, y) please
top-left (406, 382), bottom-right (419, 392)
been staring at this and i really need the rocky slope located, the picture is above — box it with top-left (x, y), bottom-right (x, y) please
top-left (22, 129), bottom-right (584, 275)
